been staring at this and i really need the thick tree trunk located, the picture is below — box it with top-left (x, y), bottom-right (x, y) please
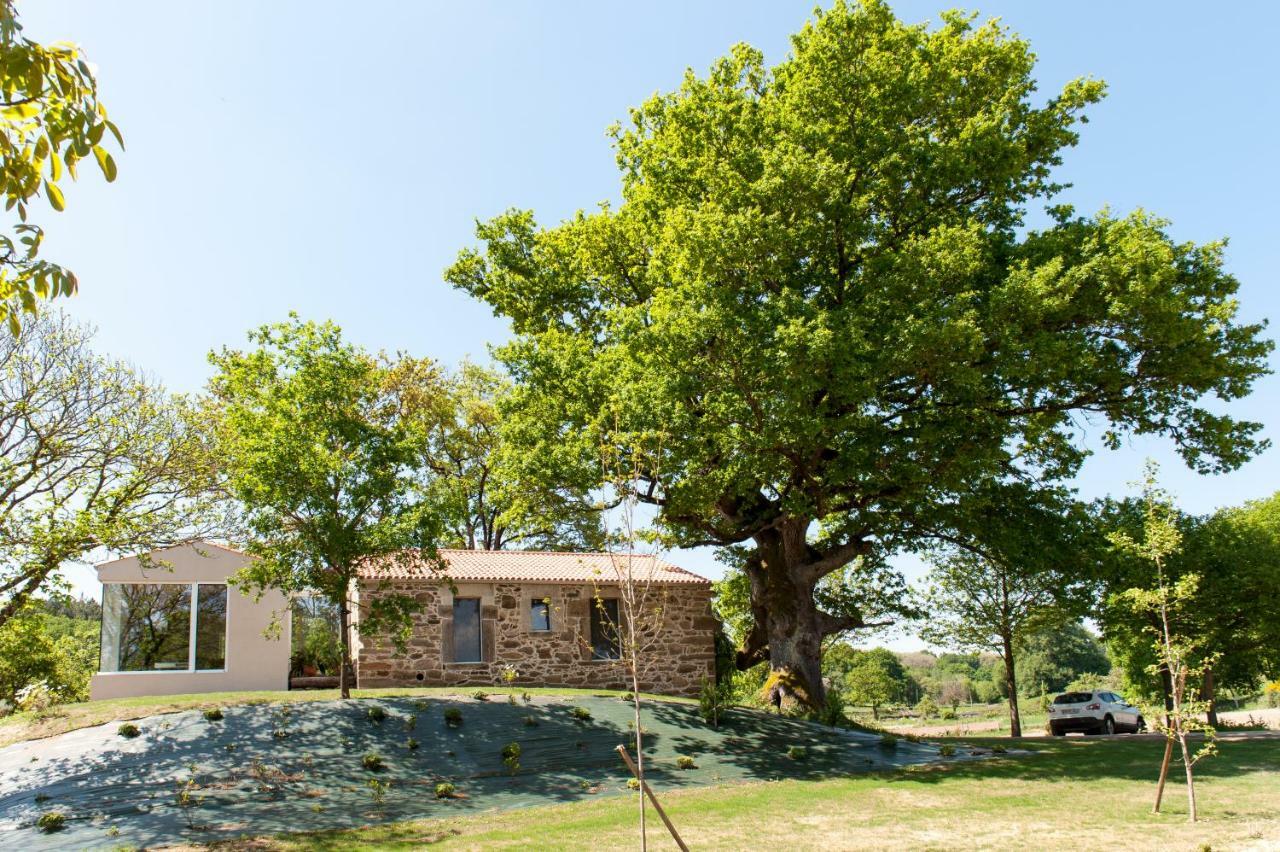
top-left (338, 596), bottom-right (354, 700)
top-left (748, 528), bottom-right (827, 712)
top-left (1201, 667), bottom-right (1218, 729)
top-left (1001, 637), bottom-right (1022, 738)
top-left (1158, 663), bottom-right (1174, 727)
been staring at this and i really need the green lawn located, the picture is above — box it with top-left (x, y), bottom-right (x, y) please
top-left (0, 686), bottom-right (691, 748)
top-left (249, 735), bottom-right (1280, 851)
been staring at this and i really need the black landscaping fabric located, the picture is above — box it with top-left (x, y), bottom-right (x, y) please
top-left (0, 694), bottom-right (978, 849)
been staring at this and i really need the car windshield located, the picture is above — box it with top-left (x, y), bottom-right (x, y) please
top-left (1054, 692), bottom-right (1093, 705)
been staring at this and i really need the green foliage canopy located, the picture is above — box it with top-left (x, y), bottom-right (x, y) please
top-left (385, 358), bottom-right (603, 551)
top-left (207, 316), bottom-right (441, 697)
top-left (447, 1), bottom-right (1271, 709)
top-left (0, 312), bottom-right (218, 630)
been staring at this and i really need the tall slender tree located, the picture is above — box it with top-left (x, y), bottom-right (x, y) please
top-left (448, 1), bottom-right (1270, 710)
top-left (207, 316), bottom-right (441, 699)
top-left (918, 486), bottom-right (1098, 736)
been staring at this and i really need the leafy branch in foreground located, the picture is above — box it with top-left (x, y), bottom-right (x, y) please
top-left (0, 1), bottom-right (123, 333)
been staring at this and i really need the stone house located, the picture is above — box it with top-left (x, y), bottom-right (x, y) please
top-left (89, 542), bottom-right (717, 700)
top-left (355, 549), bottom-right (718, 697)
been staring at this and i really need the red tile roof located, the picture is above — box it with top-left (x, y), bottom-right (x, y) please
top-left (358, 549), bottom-right (710, 586)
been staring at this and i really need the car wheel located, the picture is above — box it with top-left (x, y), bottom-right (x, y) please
top-left (1050, 725), bottom-right (1065, 737)
top-left (1102, 716), bottom-right (1115, 736)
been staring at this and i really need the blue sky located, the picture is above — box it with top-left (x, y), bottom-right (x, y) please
top-left (24, 1), bottom-right (1279, 650)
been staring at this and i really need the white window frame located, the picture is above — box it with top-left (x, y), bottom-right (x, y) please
top-left (98, 581), bottom-right (229, 675)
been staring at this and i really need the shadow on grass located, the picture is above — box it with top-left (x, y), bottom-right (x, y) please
top-left (884, 735), bottom-right (1280, 786)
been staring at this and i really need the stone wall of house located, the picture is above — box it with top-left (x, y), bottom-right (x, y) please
top-left (352, 579), bottom-right (717, 697)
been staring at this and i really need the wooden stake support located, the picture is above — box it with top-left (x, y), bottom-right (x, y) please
top-left (616, 744), bottom-right (690, 851)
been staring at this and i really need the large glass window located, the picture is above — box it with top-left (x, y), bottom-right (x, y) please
top-left (289, 595), bottom-right (341, 677)
top-left (99, 583), bottom-right (227, 673)
top-left (452, 598), bottom-right (482, 663)
top-left (194, 584), bottom-right (227, 670)
top-left (590, 598), bottom-right (621, 660)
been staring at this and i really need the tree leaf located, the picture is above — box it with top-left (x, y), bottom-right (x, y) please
top-left (44, 181), bottom-right (65, 212)
top-left (92, 146), bottom-right (117, 182)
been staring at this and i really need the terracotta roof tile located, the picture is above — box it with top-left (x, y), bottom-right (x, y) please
top-left (359, 549), bottom-right (710, 586)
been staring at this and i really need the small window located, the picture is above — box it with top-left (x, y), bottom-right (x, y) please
top-left (453, 598), bottom-right (482, 663)
top-left (590, 598), bottom-right (621, 660)
top-left (1054, 692), bottom-right (1093, 705)
top-left (529, 597), bottom-right (551, 632)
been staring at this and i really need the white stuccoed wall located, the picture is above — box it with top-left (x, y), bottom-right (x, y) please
top-left (89, 542), bottom-right (291, 700)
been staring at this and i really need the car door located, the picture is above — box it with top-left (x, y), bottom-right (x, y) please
top-left (1108, 693), bottom-right (1135, 728)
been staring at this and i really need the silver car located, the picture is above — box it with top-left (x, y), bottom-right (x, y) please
top-left (1048, 690), bottom-right (1146, 736)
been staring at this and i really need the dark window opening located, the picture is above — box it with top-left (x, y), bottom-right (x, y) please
top-left (194, 584), bottom-right (227, 670)
top-left (453, 598), bottom-right (482, 663)
top-left (530, 598), bottom-right (551, 632)
top-left (590, 598), bottom-right (621, 660)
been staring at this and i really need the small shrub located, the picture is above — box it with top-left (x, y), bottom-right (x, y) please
top-left (940, 707), bottom-right (957, 720)
top-left (579, 779), bottom-right (592, 790)
top-left (33, 793), bottom-right (50, 803)
top-left (404, 713), bottom-right (417, 731)
top-left (626, 777), bottom-right (641, 791)
top-left (699, 677), bottom-right (726, 727)
top-left (366, 705), bottom-right (386, 723)
top-left (471, 690), bottom-right (489, 701)
top-left (444, 708), bottom-right (463, 726)
top-left (203, 708), bottom-right (224, 722)
top-left (117, 723), bottom-right (140, 739)
top-left (675, 756), bottom-right (697, 770)
top-left (175, 778), bottom-right (201, 829)
top-left (406, 738), bottom-right (419, 750)
top-left (521, 691), bottom-right (532, 704)
top-left (786, 745), bottom-right (807, 761)
top-left (224, 743), bottom-right (237, 752)
top-left (272, 728), bottom-right (289, 739)
top-left (362, 752), bottom-right (384, 771)
top-left (501, 741), bottom-right (522, 775)
top-left (434, 782), bottom-right (456, 799)
top-left (507, 694), bottom-right (518, 705)
top-left (367, 777), bottom-right (391, 806)
top-left (992, 744), bottom-right (1007, 754)
top-left (500, 664), bottom-right (519, 685)
top-left (35, 811), bottom-right (65, 833)
top-left (570, 706), bottom-right (592, 721)
top-left (413, 699), bottom-right (430, 711)
top-left (879, 733), bottom-right (898, 750)
top-left (522, 715), bottom-right (539, 727)
top-left (914, 696), bottom-right (939, 719)
top-left (818, 687), bottom-right (847, 728)
top-left (939, 744), bottom-right (956, 757)
top-left (620, 691), bottom-right (634, 702)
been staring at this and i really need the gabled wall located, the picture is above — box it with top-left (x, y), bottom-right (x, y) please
top-left (90, 543), bottom-right (291, 700)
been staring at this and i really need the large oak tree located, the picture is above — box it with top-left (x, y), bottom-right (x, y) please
top-left (447, 1), bottom-right (1271, 710)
